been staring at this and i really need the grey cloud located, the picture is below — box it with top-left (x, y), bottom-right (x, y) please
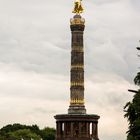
top-left (33, 108), bottom-right (56, 114)
top-left (84, 0), bottom-right (140, 82)
top-left (0, 0), bottom-right (139, 140)
top-left (92, 0), bottom-right (122, 5)
top-left (0, 63), bottom-right (69, 101)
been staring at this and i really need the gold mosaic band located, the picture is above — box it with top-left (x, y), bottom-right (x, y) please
top-left (71, 82), bottom-right (84, 86)
top-left (70, 99), bottom-right (84, 104)
top-left (72, 47), bottom-right (83, 52)
top-left (71, 64), bottom-right (84, 69)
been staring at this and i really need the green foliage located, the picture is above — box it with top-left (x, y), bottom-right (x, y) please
top-left (41, 127), bottom-right (56, 140)
top-left (134, 72), bottom-right (140, 86)
top-left (9, 129), bottom-right (41, 140)
top-left (124, 48), bottom-right (140, 140)
top-left (124, 90), bottom-right (140, 140)
top-left (0, 124), bottom-right (55, 140)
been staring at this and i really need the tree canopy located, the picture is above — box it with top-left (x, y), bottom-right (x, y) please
top-left (124, 47), bottom-right (140, 140)
top-left (0, 124), bottom-right (55, 140)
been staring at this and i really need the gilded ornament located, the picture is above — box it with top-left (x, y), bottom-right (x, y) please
top-left (72, 0), bottom-right (84, 14)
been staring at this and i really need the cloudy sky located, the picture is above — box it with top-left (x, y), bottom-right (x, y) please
top-left (0, 0), bottom-right (140, 140)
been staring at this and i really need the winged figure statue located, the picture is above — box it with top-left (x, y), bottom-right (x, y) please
top-left (72, 0), bottom-right (84, 14)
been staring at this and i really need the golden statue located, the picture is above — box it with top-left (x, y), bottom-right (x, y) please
top-left (72, 0), bottom-right (84, 14)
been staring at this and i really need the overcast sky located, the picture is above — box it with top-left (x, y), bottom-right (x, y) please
top-left (0, 0), bottom-right (140, 140)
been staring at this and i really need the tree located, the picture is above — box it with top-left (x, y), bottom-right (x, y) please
top-left (40, 127), bottom-right (56, 140)
top-left (8, 129), bottom-right (41, 140)
top-left (0, 124), bottom-right (56, 140)
top-left (124, 47), bottom-right (140, 140)
top-left (134, 72), bottom-right (140, 86)
top-left (124, 90), bottom-right (140, 140)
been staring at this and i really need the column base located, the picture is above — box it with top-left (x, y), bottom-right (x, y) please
top-left (68, 105), bottom-right (86, 114)
top-left (54, 114), bottom-right (100, 140)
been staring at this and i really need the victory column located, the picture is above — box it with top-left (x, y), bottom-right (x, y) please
top-left (69, 0), bottom-right (86, 114)
top-left (55, 1), bottom-right (100, 140)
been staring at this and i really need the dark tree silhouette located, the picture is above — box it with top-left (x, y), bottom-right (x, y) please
top-left (134, 72), bottom-right (140, 86)
top-left (124, 47), bottom-right (140, 140)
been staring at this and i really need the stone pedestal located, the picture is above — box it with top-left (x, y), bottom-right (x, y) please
top-left (54, 114), bottom-right (100, 140)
